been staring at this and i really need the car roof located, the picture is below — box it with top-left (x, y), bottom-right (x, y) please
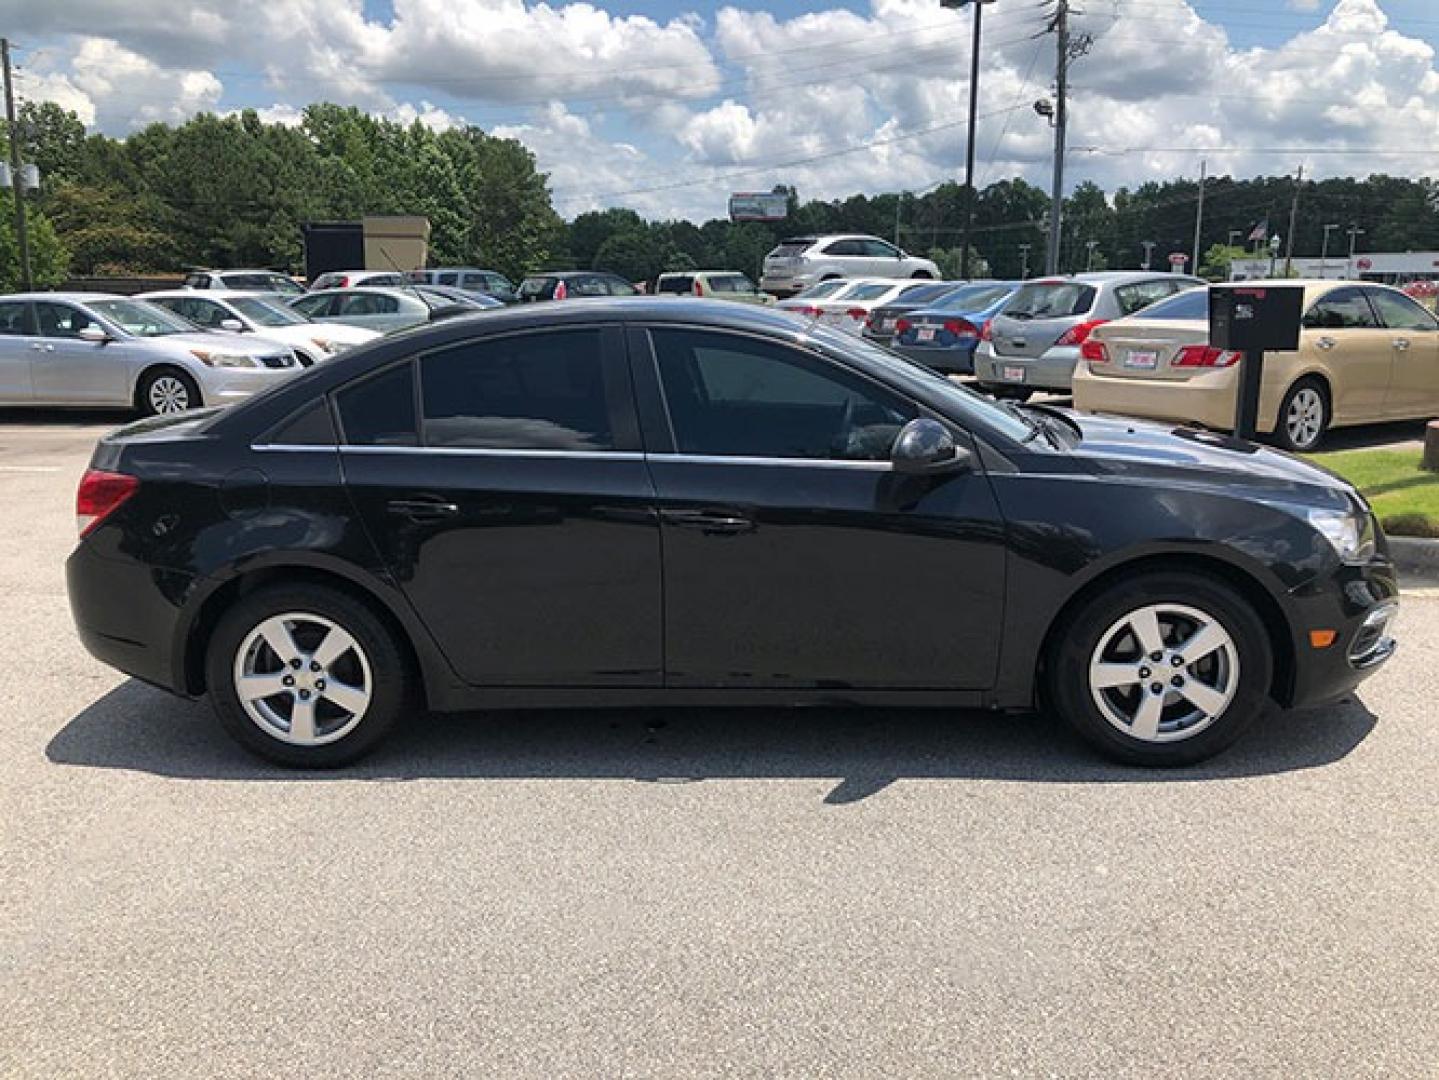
top-left (522, 270), bottom-right (626, 280)
top-left (298, 286), bottom-right (424, 299)
top-left (4, 292), bottom-right (146, 303)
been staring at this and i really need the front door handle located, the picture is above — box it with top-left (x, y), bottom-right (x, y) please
top-left (660, 508), bottom-right (756, 535)
top-left (1315, 336), bottom-right (1336, 350)
top-left (1393, 337), bottom-right (1411, 351)
top-left (387, 497), bottom-right (460, 521)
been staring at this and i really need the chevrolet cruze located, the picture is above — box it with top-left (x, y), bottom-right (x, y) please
top-left (67, 299), bottom-right (1399, 768)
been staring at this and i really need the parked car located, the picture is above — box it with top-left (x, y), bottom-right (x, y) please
top-left (412, 285), bottom-right (505, 310)
top-left (141, 290), bottom-right (379, 366)
top-left (184, 269), bottom-right (304, 295)
top-left (309, 270), bottom-right (405, 291)
top-left (888, 281), bottom-right (1023, 374)
top-left (654, 271), bottom-right (774, 305)
top-left (0, 293), bottom-right (301, 415)
top-left (973, 272), bottom-right (1206, 399)
top-left (860, 280), bottom-right (970, 347)
top-left (289, 287), bottom-right (435, 333)
top-left (777, 278), bottom-right (934, 337)
top-left (760, 235), bottom-right (940, 297)
top-left (67, 298), bottom-right (1398, 769)
top-left (406, 268), bottom-right (516, 302)
top-left (1072, 281), bottom-right (1439, 451)
top-left (515, 271), bottom-right (638, 302)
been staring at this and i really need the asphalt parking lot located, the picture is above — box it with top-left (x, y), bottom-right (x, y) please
top-left (1, 413), bottom-right (1436, 1079)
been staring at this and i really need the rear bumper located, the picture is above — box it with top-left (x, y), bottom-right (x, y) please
top-left (1072, 365), bottom-right (1243, 431)
top-left (891, 342), bottom-right (978, 374)
top-left (1285, 557), bottom-right (1400, 708)
top-left (760, 275), bottom-right (811, 297)
top-left (67, 541), bottom-right (192, 695)
top-left (974, 344), bottom-right (1081, 392)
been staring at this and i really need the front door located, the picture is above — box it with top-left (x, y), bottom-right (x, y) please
top-left (1364, 287), bottom-right (1439, 419)
top-left (633, 325), bottom-right (1007, 690)
top-left (1298, 286), bottom-right (1392, 422)
top-left (31, 301), bottom-right (130, 405)
top-left (338, 325), bottom-right (662, 687)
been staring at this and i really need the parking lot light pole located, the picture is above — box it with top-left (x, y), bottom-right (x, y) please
top-left (1018, 243), bottom-right (1031, 279)
top-left (1347, 226), bottom-right (1365, 274)
top-left (1320, 223), bottom-right (1339, 276)
top-left (1085, 239), bottom-right (1098, 271)
top-left (941, 0), bottom-right (995, 280)
top-left (1141, 240), bottom-right (1156, 270)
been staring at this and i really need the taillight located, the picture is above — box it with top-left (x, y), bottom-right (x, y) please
top-left (693, 279), bottom-right (703, 296)
top-left (76, 468), bottom-right (139, 538)
top-left (943, 318), bottom-right (978, 336)
top-left (1080, 339), bottom-right (1110, 363)
top-left (795, 305), bottom-right (822, 317)
top-left (980, 319), bottom-right (993, 342)
top-left (337, 276), bottom-right (349, 288)
top-left (1055, 319), bottom-right (1106, 347)
top-left (553, 280), bottom-right (568, 300)
top-left (895, 317), bottom-right (912, 334)
top-left (846, 307), bottom-right (867, 321)
top-left (1173, 345), bottom-right (1242, 368)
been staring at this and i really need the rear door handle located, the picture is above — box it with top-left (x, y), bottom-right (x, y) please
top-left (386, 497), bottom-right (460, 521)
top-left (1393, 337), bottom-right (1411, 351)
top-left (660, 509), bottom-right (756, 535)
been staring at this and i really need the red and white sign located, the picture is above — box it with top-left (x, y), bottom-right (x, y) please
top-left (1168, 252), bottom-right (1188, 265)
top-left (1356, 257), bottom-right (1373, 271)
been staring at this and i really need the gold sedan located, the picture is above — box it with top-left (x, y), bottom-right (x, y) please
top-left (1071, 280), bottom-right (1439, 451)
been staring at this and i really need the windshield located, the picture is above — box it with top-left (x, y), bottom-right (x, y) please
top-left (88, 299), bottom-right (193, 337)
top-left (793, 279), bottom-right (849, 300)
top-left (933, 283), bottom-right (1016, 313)
top-left (804, 323), bottom-right (1036, 444)
top-left (1004, 282), bottom-right (1096, 319)
top-left (1134, 286), bottom-right (1210, 321)
top-left (230, 296), bottom-right (308, 326)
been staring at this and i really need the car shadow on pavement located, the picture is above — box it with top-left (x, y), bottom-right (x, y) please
top-left (46, 680), bottom-right (1379, 802)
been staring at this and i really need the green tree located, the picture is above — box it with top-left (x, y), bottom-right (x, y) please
top-left (0, 192), bottom-right (70, 289)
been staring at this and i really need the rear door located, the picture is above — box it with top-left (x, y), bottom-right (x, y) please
top-left (335, 291), bottom-right (409, 331)
top-left (0, 299), bottom-right (35, 403)
top-left (31, 301), bottom-right (130, 404)
top-left (336, 325), bottom-right (661, 687)
top-left (1364, 287), bottom-right (1439, 418)
top-left (990, 281), bottom-right (1097, 358)
top-left (1299, 286), bottom-right (1391, 421)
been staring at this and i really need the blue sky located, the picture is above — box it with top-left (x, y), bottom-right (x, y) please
top-left (8, 0), bottom-right (1439, 219)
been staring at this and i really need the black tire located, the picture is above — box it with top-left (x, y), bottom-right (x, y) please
top-left (910, 271), bottom-right (934, 279)
top-left (1271, 377), bottom-right (1329, 452)
top-left (978, 383), bottom-right (1034, 402)
top-left (205, 584), bottom-right (412, 767)
top-left (137, 367), bottom-right (202, 417)
top-left (1047, 571), bottom-right (1273, 766)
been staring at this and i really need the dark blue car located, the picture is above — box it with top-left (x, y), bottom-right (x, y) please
top-left (890, 281), bottom-right (1020, 374)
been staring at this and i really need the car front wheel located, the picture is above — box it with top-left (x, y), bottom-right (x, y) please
top-left (205, 584), bottom-right (411, 767)
top-left (1048, 572), bottom-right (1273, 766)
top-left (138, 368), bottom-right (201, 416)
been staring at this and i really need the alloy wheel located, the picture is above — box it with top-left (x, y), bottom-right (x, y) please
top-left (232, 612), bottom-right (373, 746)
top-left (1087, 602), bottom-right (1239, 743)
top-left (1284, 387), bottom-right (1325, 450)
top-left (148, 376), bottom-right (191, 414)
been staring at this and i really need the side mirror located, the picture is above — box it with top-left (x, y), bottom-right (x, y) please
top-left (77, 325), bottom-right (109, 344)
top-left (891, 418), bottom-right (972, 475)
top-left (219, 318), bottom-right (246, 332)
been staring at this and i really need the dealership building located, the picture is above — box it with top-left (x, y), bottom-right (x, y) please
top-left (1230, 251), bottom-right (1439, 283)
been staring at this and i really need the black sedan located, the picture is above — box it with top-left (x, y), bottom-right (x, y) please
top-left (67, 299), bottom-right (1399, 768)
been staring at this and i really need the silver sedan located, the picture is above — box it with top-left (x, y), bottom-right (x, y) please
top-left (0, 293), bottom-right (303, 415)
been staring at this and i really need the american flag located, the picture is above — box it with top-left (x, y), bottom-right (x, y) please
top-left (1247, 218), bottom-right (1269, 243)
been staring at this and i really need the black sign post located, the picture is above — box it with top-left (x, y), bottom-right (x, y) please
top-left (1209, 284), bottom-right (1304, 441)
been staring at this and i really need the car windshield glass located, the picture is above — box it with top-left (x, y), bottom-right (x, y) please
top-left (261, 275), bottom-right (303, 294)
top-left (517, 277), bottom-right (550, 298)
top-left (1004, 282), bottom-right (1096, 319)
top-left (793, 280), bottom-right (848, 300)
top-left (230, 296), bottom-right (308, 326)
top-left (836, 282), bottom-right (893, 302)
top-left (1133, 287), bottom-right (1209, 321)
top-left (802, 323), bottom-right (1036, 444)
top-left (88, 299), bottom-right (192, 337)
top-left (933, 283), bottom-right (1015, 312)
top-left (771, 240), bottom-right (813, 257)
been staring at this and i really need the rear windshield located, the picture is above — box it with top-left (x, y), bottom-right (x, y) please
top-left (770, 239), bottom-right (814, 258)
top-left (934, 283), bottom-right (1016, 312)
top-left (656, 276), bottom-right (693, 294)
top-left (836, 282), bottom-right (895, 302)
top-left (1003, 282), bottom-right (1097, 319)
top-left (895, 281), bottom-right (955, 304)
top-left (793, 280), bottom-right (849, 300)
top-left (1134, 286), bottom-right (1210, 321)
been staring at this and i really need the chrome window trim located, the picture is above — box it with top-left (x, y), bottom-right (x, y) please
top-left (648, 453), bottom-right (892, 471)
top-left (251, 444), bottom-right (893, 469)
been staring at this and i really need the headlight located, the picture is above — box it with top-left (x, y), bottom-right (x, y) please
top-left (1307, 507), bottom-right (1377, 565)
top-left (188, 348), bottom-right (257, 369)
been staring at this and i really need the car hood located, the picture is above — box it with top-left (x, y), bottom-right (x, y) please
top-left (162, 331), bottom-right (294, 357)
top-left (1065, 410), bottom-right (1355, 511)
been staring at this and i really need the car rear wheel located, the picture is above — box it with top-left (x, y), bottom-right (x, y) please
top-left (205, 584), bottom-right (411, 767)
top-left (1048, 572), bottom-right (1273, 766)
top-left (138, 368), bottom-right (201, 416)
top-left (1273, 378), bottom-right (1329, 452)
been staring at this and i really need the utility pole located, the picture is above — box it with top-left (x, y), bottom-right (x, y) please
top-left (1085, 239), bottom-right (1098, 271)
top-left (1019, 242), bottom-right (1031, 279)
top-left (942, 0), bottom-right (993, 279)
top-left (1282, 163), bottom-right (1303, 277)
top-left (1045, 0), bottom-right (1069, 276)
top-left (1320, 223), bottom-right (1339, 276)
top-left (1191, 158), bottom-right (1206, 269)
top-left (893, 191), bottom-right (903, 246)
top-left (1141, 240), bottom-right (1156, 270)
top-left (1347, 225), bottom-right (1365, 274)
top-left (1, 39), bottom-right (32, 292)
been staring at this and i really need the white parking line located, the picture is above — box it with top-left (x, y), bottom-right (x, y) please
top-left (0, 465), bottom-right (63, 473)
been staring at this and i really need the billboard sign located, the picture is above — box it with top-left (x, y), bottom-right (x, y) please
top-left (729, 192), bottom-right (788, 222)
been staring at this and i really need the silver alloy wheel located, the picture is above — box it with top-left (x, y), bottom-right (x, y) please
top-left (1087, 602), bottom-right (1239, 743)
top-left (232, 612), bottom-right (373, 746)
top-left (148, 375), bottom-right (191, 414)
top-left (1284, 387), bottom-right (1325, 449)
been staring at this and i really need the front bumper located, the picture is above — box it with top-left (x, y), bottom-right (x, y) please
top-left (201, 366), bottom-right (301, 405)
top-left (1284, 557), bottom-right (1400, 708)
top-left (974, 343), bottom-right (1081, 392)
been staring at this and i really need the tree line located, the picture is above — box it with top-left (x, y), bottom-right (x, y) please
top-left (5, 100), bottom-right (1439, 291)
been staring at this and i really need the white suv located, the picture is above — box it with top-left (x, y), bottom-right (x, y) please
top-left (760, 235), bottom-right (940, 297)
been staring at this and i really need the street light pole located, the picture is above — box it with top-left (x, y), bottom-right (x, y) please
top-left (1227, 229), bottom-right (1242, 247)
top-left (1019, 243), bottom-right (1031, 279)
top-left (1320, 223), bottom-right (1338, 277)
top-left (1347, 226), bottom-right (1365, 274)
top-left (1085, 239), bottom-right (1098, 272)
top-left (1141, 240), bottom-right (1156, 270)
top-left (942, 0), bottom-right (993, 280)
top-left (1045, 0), bottom-right (1069, 275)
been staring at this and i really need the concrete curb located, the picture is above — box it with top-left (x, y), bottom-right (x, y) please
top-left (1390, 535), bottom-right (1439, 589)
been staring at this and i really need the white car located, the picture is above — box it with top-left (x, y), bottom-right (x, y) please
top-left (760, 234), bottom-right (940, 297)
top-left (0, 293), bottom-right (302, 415)
top-left (776, 278), bottom-right (926, 336)
top-left (288, 287), bottom-right (437, 333)
top-left (140, 289), bottom-right (379, 366)
top-left (309, 270), bottom-right (406, 290)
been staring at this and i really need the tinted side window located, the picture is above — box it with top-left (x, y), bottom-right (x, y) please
top-left (336, 363), bottom-right (418, 446)
top-left (421, 330), bottom-right (612, 451)
top-left (186, 299), bottom-right (230, 328)
top-left (863, 239), bottom-right (900, 258)
top-left (1304, 287), bottom-right (1378, 330)
top-left (291, 295), bottom-right (332, 318)
top-left (1367, 289), bottom-right (1439, 331)
top-left (439, 272), bottom-right (460, 286)
top-left (34, 302), bottom-right (95, 339)
top-left (824, 239), bottom-right (863, 257)
top-left (1114, 280), bottom-right (1175, 316)
top-left (340, 293), bottom-right (399, 316)
top-left (0, 301), bottom-right (30, 335)
top-left (604, 277), bottom-right (638, 296)
top-left (656, 276), bottom-right (693, 295)
top-left (651, 329), bottom-right (917, 461)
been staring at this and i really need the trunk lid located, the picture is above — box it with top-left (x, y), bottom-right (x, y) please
top-left (1089, 319), bottom-right (1212, 381)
